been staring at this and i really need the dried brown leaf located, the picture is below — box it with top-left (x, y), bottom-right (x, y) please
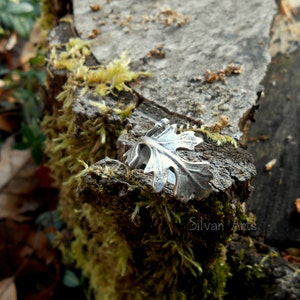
top-left (0, 194), bottom-right (31, 222)
top-left (0, 277), bottom-right (17, 300)
top-left (0, 137), bottom-right (31, 190)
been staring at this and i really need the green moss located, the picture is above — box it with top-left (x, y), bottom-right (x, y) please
top-left (42, 33), bottom-right (155, 299)
top-left (199, 129), bottom-right (237, 148)
top-left (225, 238), bottom-right (283, 300)
top-left (178, 126), bottom-right (237, 148)
top-left (42, 35), bottom-right (147, 183)
top-left (47, 40), bottom-right (150, 96)
top-left (63, 160), bottom-right (248, 299)
top-left (50, 152), bottom-right (247, 299)
top-left (39, 0), bottom-right (60, 43)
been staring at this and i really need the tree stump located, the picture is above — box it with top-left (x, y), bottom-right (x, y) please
top-left (40, 1), bottom-right (293, 299)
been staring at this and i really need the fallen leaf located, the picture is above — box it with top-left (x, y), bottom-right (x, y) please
top-left (3, 177), bottom-right (38, 195)
top-left (90, 4), bottom-right (101, 12)
top-left (5, 32), bottom-right (17, 51)
top-left (0, 136), bottom-right (31, 190)
top-left (0, 111), bottom-right (21, 133)
top-left (34, 165), bottom-right (53, 188)
top-left (0, 194), bottom-right (31, 222)
top-left (269, 0), bottom-right (300, 56)
top-left (0, 277), bottom-right (17, 300)
top-left (26, 230), bottom-right (56, 265)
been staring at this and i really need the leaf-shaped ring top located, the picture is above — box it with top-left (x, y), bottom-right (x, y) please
top-left (124, 118), bottom-right (212, 201)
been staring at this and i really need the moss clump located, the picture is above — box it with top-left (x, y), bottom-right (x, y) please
top-left (42, 35), bottom-right (148, 185)
top-left (226, 239), bottom-right (279, 300)
top-left (47, 38), bottom-right (150, 96)
top-left (201, 245), bottom-right (231, 299)
top-left (198, 129), bottom-right (237, 148)
top-left (178, 125), bottom-right (237, 148)
top-left (39, 0), bottom-right (56, 40)
top-left (42, 37), bottom-right (150, 188)
top-left (41, 34), bottom-right (151, 298)
top-left (64, 158), bottom-right (248, 299)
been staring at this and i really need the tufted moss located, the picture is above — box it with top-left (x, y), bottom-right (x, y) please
top-left (41, 34), bottom-right (147, 184)
top-left (201, 244), bottom-right (231, 299)
top-left (65, 158), bottom-right (248, 299)
top-left (41, 34), bottom-right (153, 298)
top-left (39, 0), bottom-right (74, 45)
top-left (39, 0), bottom-right (57, 41)
top-left (46, 38), bottom-right (150, 96)
top-left (199, 129), bottom-right (238, 148)
top-left (225, 239), bottom-right (281, 300)
top-left (177, 125), bottom-right (238, 148)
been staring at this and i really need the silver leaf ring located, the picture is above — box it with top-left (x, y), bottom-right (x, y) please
top-left (124, 119), bottom-right (212, 201)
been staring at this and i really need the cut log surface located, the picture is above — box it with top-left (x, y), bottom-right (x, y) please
top-left (74, 0), bottom-right (276, 136)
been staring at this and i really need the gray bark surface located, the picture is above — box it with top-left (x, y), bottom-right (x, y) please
top-left (74, 0), bottom-right (276, 137)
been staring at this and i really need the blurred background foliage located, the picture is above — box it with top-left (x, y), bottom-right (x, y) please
top-left (0, 0), bottom-right (41, 39)
top-left (0, 0), bottom-right (45, 164)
